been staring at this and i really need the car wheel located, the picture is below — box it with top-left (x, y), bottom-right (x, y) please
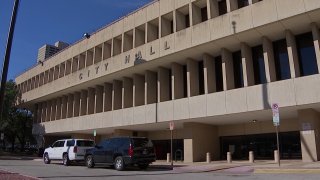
top-left (63, 154), bottom-right (70, 166)
top-left (114, 156), bottom-right (125, 171)
top-left (138, 163), bottom-right (149, 170)
top-left (44, 153), bottom-right (51, 164)
top-left (86, 155), bottom-right (95, 168)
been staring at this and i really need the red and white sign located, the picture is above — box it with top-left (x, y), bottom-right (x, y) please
top-left (169, 122), bottom-right (174, 130)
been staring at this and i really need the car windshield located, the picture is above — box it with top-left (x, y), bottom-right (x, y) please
top-left (76, 140), bottom-right (94, 147)
top-left (132, 138), bottom-right (153, 148)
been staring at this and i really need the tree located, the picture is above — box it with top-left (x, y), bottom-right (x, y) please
top-left (0, 80), bottom-right (34, 152)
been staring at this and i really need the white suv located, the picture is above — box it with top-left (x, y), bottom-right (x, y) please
top-left (43, 139), bottom-right (94, 166)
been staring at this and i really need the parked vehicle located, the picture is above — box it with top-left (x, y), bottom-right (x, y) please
top-left (43, 139), bottom-right (94, 166)
top-left (85, 137), bottom-right (156, 171)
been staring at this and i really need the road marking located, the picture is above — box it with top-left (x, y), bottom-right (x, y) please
top-left (255, 169), bottom-right (320, 174)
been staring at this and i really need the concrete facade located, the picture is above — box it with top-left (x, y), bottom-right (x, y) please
top-left (16, 0), bottom-right (320, 162)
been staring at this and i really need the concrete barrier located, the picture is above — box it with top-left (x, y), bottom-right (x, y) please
top-left (167, 153), bottom-right (171, 163)
top-left (274, 150), bottom-right (279, 163)
top-left (249, 151), bottom-right (254, 163)
top-left (227, 152), bottom-right (232, 163)
top-left (206, 152), bottom-right (211, 163)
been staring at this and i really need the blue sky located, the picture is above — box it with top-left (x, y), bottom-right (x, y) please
top-left (0, 0), bottom-right (152, 81)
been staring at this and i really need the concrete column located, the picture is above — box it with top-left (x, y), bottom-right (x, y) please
top-left (88, 88), bottom-right (95, 115)
top-left (203, 54), bottom-right (216, 94)
top-left (286, 30), bottom-right (301, 78)
top-left (145, 71), bottom-right (157, 104)
top-left (241, 43), bottom-right (255, 86)
top-left (171, 63), bottom-right (185, 99)
top-left (133, 74), bottom-right (145, 106)
top-left (61, 96), bottom-right (67, 119)
top-left (122, 77), bottom-right (133, 108)
top-left (298, 109), bottom-right (320, 162)
top-left (183, 123), bottom-right (219, 162)
top-left (187, 59), bottom-right (199, 97)
top-left (56, 98), bottom-right (62, 120)
top-left (46, 101), bottom-right (52, 122)
top-left (311, 23), bottom-right (320, 73)
top-left (158, 67), bottom-right (171, 102)
top-left (104, 83), bottom-right (113, 112)
top-left (67, 94), bottom-right (74, 118)
top-left (95, 85), bottom-right (104, 113)
top-left (207, 0), bottom-right (219, 19)
top-left (227, 0), bottom-right (238, 12)
top-left (222, 48), bottom-right (235, 90)
top-left (51, 99), bottom-right (56, 121)
top-left (41, 102), bottom-right (47, 122)
top-left (262, 37), bottom-right (277, 82)
top-left (73, 92), bottom-right (80, 117)
top-left (80, 90), bottom-right (88, 116)
top-left (113, 80), bottom-right (123, 110)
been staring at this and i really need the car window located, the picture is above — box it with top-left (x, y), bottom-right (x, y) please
top-left (58, 141), bottom-right (65, 147)
top-left (52, 141), bottom-right (59, 148)
top-left (101, 140), bottom-right (110, 148)
top-left (66, 140), bottom-right (75, 147)
top-left (77, 140), bottom-right (94, 147)
top-left (132, 138), bottom-right (153, 148)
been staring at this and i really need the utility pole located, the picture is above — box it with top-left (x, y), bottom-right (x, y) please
top-left (0, 0), bottom-right (20, 119)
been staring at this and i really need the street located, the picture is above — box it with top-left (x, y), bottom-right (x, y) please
top-left (0, 159), bottom-right (320, 180)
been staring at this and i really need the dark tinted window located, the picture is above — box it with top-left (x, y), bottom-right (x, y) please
top-left (183, 65), bottom-right (187, 98)
top-left (218, 0), bottom-right (227, 15)
top-left (56, 141), bottom-right (65, 147)
top-left (233, 51), bottom-right (244, 88)
top-left (215, 56), bottom-right (224, 92)
top-left (238, 0), bottom-right (249, 8)
top-left (77, 140), bottom-right (94, 147)
top-left (100, 140), bottom-right (110, 148)
top-left (132, 138), bottom-right (153, 148)
top-left (296, 32), bottom-right (318, 76)
top-left (185, 14), bottom-right (190, 28)
top-left (252, 45), bottom-right (267, 84)
top-left (198, 61), bottom-right (205, 95)
top-left (201, 7), bottom-right (208, 22)
top-left (66, 140), bottom-right (75, 147)
top-left (273, 39), bottom-right (291, 80)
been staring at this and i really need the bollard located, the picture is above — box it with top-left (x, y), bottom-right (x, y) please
top-left (167, 153), bottom-right (171, 163)
top-left (227, 152), bottom-right (232, 163)
top-left (249, 151), bottom-right (254, 163)
top-left (206, 152), bottom-right (211, 163)
top-left (274, 150), bottom-right (279, 163)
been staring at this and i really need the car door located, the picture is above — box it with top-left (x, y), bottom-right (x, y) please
top-left (49, 141), bottom-right (59, 159)
top-left (55, 141), bottom-right (65, 160)
top-left (94, 140), bottom-right (109, 163)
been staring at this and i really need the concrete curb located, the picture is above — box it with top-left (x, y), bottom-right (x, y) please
top-left (254, 168), bottom-right (320, 174)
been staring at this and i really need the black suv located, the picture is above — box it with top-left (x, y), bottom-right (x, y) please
top-left (84, 137), bottom-right (156, 171)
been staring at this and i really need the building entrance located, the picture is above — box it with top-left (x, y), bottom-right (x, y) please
top-left (153, 139), bottom-right (184, 161)
top-left (220, 131), bottom-right (301, 160)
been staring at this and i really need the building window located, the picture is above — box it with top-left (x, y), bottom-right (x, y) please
top-left (252, 45), bottom-right (267, 84)
top-left (198, 61), bottom-right (205, 95)
top-left (273, 39), bottom-right (291, 80)
top-left (218, 0), bottom-right (227, 15)
top-left (233, 51), bottom-right (244, 88)
top-left (183, 65), bottom-right (188, 98)
top-left (201, 7), bottom-right (208, 22)
top-left (238, 0), bottom-right (249, 8)
top-left (215, 56), bottom-right (224, 92)
top-left (296, 32), bottom-right (318, 76)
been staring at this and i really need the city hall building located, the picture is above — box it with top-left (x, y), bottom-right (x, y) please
top-left (15, 0), bottom-right (320, 162)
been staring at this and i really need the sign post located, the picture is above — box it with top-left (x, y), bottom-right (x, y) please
top-left (169, 122), bottom-right (174, 170)
top-left (272, 103), bottom-right (280, 167)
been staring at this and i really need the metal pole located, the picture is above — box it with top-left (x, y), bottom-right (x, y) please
top-left (276, 125), bottom-right (280, 167)
top-left (0, 0), bottom-right (20, 119)
top-left (2, 0), bottom-right (20, 152)
top-left (171, 129), bottom-right (173, 170)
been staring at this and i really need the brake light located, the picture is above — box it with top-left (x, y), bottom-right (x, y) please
top-left (73, 146), bottom-right (78, 153)
top-left (128, 144), bottom-right (134, 157)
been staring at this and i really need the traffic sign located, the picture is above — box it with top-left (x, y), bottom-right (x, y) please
top-left (169, 122), bottom-right (174, 130)
top-left (272, 103), bottom-right (280, 126)
top-left (93, 130), bottom-right (96, 137)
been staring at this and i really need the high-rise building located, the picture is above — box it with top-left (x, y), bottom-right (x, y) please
top-left (15, 0), bottom-right (320, 163)
top-left (37, 41), bottom-right (69, 63)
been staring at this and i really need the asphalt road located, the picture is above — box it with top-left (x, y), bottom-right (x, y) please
top-left (0, 159), bottom-right (320, 180)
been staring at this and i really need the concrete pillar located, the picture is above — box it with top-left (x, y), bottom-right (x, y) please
top-left (286, 30), bottom-right (301, 78)
top-left (274, 150), bottom-right (280, 163)
top-left (56, 98), bottom-right (62, 120)
top-left (67, 94), bottom-right (74, 118)
top-left (167, 153), bottom-right (171, 163)
top-left (227, 152), bottom-right (232, 163)
top-left (222, 48), bottom-right (235, 90)
top-left (104, 83), bottom-right (113, 112)
top-left (183, 123), bottom-right (219, 162)
top-left (95, 85), bottom-right (104, 113)
top-left (206, 152), bottom-right (211, 163)
top-left (133, 74), bottom-right (145, 107)
top-left (61, 96), bottom-right (67, 119)
top-left (51, 99), bottom-right (56, 121)
top-left (158, 67), bottom-right (171, 102)
top-left (227, 0), bottom-right (238, 12)
top-left (298, 109), bottom-right (320, 162)
top-left (80, 90), bottom-right (88, 116)
top-left (171, 63), bottom-right (185, 99)
top-left (311, 23), bottom-right (320, 73)
top-left (113, 80), bottom-right (123, 110)
top-left (122, 77), bottom-right (133, 108)
top-left (241, 43), bottom-right (255, 87)
top-left (203, 54), bottom-right (216, 94)
top-left (187, 59), bottom-right (199, 97)
top-left (249, 151), bottom-right (254, 163)
top-left (263, 37), bottom-right (277, 83)
top-left (46, 101), bottom-right (52, 122)
top-left (145, 71), bottom-right (157, 104)
top-left (73, 92), bottom-right (80, 117)
top-left (88, 88), bottom-right (95, 115)
top-left (207, 0), bottom-right (219, 19)
top-left (41, 102), bottom-right (47, 122)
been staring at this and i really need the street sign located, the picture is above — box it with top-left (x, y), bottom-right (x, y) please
top-left (0, 133), bottom-right (4, 140)
top-left (93, 130), bottom-right (96, 137)
top-left (272, 103), bottom-right (280, 126)
top-left (169, 122), bottom-right (174, 130)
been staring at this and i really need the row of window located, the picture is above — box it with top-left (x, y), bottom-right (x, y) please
top-left (17, 0), bottom-right (263, 95)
